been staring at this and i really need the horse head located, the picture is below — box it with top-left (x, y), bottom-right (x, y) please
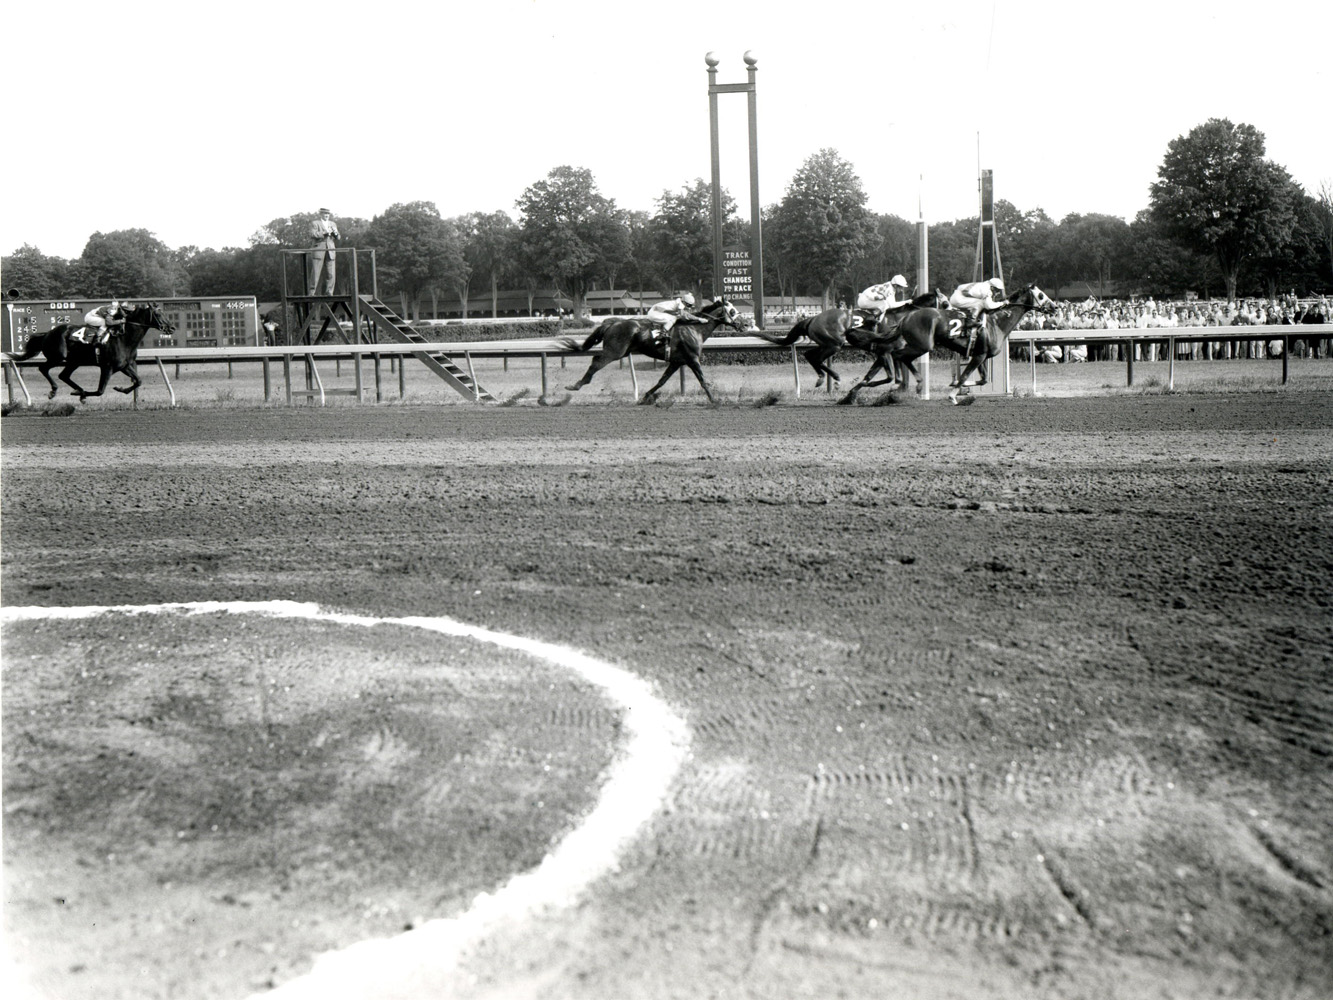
top-left (122, 301), bottom-right (176, 335)
top-left (904, 289), bottom-right (951, 312)
top-left (1015, 284), bottom-right (1056, 314)
top-left (705, 297), bottom-right (745, 332)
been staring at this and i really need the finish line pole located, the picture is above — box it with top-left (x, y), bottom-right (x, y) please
top-left (917, 181), bottom-right (930, 401)
top-left (706, 51), bottom-right (764, 330)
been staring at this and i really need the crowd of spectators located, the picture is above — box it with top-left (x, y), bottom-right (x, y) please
top-left (1013, 293), bottom-right (1332, 362)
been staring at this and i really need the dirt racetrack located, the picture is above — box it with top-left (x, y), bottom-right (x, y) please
top-left (3, 382), bottom-right (1332, 1000)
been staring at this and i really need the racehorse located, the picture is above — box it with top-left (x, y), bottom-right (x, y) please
top-left (844, 284), bottom-right (1056, 403)
top-left (7, 302), bottom-right (175, 401)
top-left (751, 291), bottom-right (948, 389)
top-left (563, 298), bottom-right (746, 404)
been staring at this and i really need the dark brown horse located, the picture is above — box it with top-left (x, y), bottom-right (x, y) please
top-left (7, 302), bottom-right (175, 401)
top-left (563, 298), bottom-right (745, 404)
top-left (844, 284), bottom-right (1056, 403)
top-left (752, 291), bottom-right (948, 389)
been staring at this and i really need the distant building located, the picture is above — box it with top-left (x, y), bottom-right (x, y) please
top-left (431, 289), bottom-right (572, 319)
top-left (730, 296), bottom-right (824, 325)
top-left (584, 289), bottom-right (664, 315)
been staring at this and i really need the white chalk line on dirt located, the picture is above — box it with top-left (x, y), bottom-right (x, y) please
top-left (0, 600), bottom-right (691, 1000)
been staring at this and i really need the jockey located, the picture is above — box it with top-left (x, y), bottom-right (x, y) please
top-left (75, 301), bottom-right (125, 345)
top-left (855, 274), bottom-right (911, 326)
top-left (949, 277), bottom-right (1006, 329)
top-left (645, 292), bottom-right (704, 334)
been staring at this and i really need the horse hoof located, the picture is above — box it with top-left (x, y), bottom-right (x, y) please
top-left (564, 384), bottom-right (581, 392)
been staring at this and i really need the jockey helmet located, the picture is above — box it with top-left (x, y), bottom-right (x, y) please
top-left (680, 292), bottom-right (695, 306)
top-left (890, 275), bottom-right (907, 288)
top-left (988, 277), bottom-right (1004, 292)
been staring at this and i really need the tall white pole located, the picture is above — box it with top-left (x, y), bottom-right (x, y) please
top-left (917, 176), bottom-right (930, 401)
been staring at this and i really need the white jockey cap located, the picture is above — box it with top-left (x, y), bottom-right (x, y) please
top-left (680, 292), bottom-right (695, 306)
top-left (988, 277), bottom-right (1004, 290)
top-left (109, 300), bottom-right (120, 309)
top-left (890, 275), bottom-right (908, 287)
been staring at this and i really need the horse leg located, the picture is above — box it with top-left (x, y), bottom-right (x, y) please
top-left (955, 352), bottom-right (986, 388)
top-left (638, 359), bottom-right (682, 404)
top-left (896, 357), bottom-right (924, 395)
top-left (37, 360), bottom-right (62, 398)
top-left (848, 357), bottom-right (886, 393)
top-left (566, 352), bottom-right (615, 391)
top-left (820, 347), bottom-right (842, 387)
top-left (58, 364), bottom-right (93, 399)
top-left (682, 356), bottom-right (717, 404)
top-left (806, 346), bottom-right (838, 388)
top-left (113, 362), bottom-right (141, 395)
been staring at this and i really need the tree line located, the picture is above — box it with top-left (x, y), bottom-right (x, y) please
top-left (5, 119), bottom-right (1330, 317)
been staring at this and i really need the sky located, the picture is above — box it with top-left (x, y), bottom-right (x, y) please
top-left (4, 0), bottom-right (1329, 262)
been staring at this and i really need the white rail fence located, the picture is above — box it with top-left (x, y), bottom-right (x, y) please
top-left (6, 324), bottom-right (1331, 407)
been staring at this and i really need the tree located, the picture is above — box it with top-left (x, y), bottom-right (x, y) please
top-left (364, 202), bottom-right (468, 320)
top-left (772, 149), bottom-right (878, 307)
top-left (848, 214), bottom-right (917, 296)
top-left (1, 245), bottom-right (72, 298)
top-left (1149, 119), bottom-right (1299, 298)
top-left (515, 166), bottom-right (629, 316)
top-left (70, 229), bottom-right (188, 297)
top-left (462, 211), bottom-right (518, 317)
top-left (1316, 181), bottom-right (1333, 286)
top-left (650, 179), bottom-right (736, 299)
top-left (1121, 212), bottom-right (1219, 298)
top-left (1057, 213), bottom-right (1133, 297)
top-left (994, 202), bottom-right (1058, 289)
top-left (924, 219), bottom-right (976, 293)
top-left (619, 210), bottom-right (660, 304)
top-left (1251, 188), bottom-right (1332, 296)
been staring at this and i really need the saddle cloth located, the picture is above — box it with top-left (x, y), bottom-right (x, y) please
top-left (69, 326), bottom-right (108, 345)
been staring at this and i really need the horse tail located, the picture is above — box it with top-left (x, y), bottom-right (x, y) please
top-left (579, 321), bottom-right (611, 351)
top-left (8, 333), bottom-right (48, 362)
top-left (750, 317), bottom-right (807, 346)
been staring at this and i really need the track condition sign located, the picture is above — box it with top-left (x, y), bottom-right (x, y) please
top-left (722, 246), bottom-right (752, 297)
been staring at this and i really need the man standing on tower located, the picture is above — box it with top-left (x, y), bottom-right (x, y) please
top-left (307, 207), bottom-right (341, 296)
